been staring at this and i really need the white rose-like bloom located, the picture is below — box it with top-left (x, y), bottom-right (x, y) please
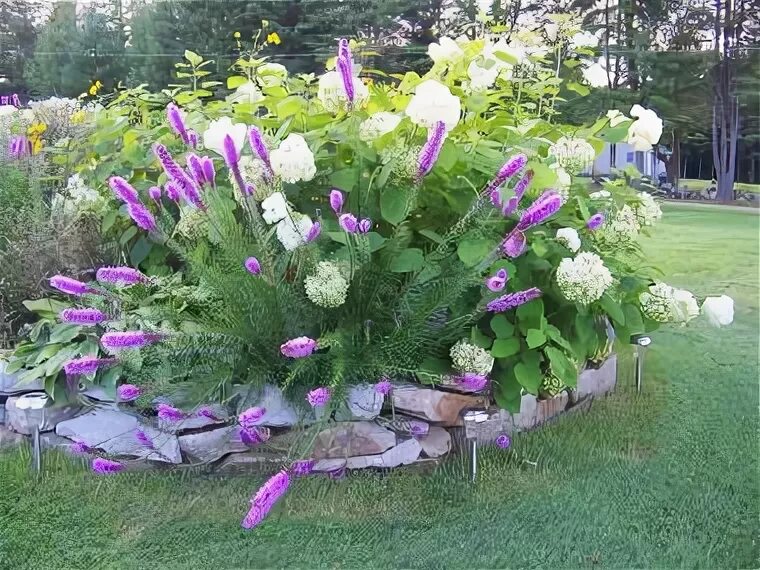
top-left (405, 79), bottom-right (461, 132)
top-left (570, 31), bottom-right (599, 49)
top-left (467, 60), bottom-right (499, 91)
top-left (556, 228), bottom-right (581, 252)
top-left (640, 283), bottom-right (699, 324)
top-left (599, 205), bottom-right (640, 245)
top-left (227, 81), bottom-right (263, 105)
top-left (359, 112), bottom-right (402, 142)
top-left (556, 252), bottom-right (613, 305)
top-left (66, 174), bottom-right (100, 204)
top-left (627, 104), bottom-right (663, 151)
top-left (606, 109), bottom-right (628, 127)
top-left (261, 192), bottom-right (288, 224)
top-left (671, 288), bottom-right (700, 323)
top-left (544, 23), bottom-right (559, 43)
top-left (449, 340), bottom-right (494, 376)
top-left (701, 295), bottom-right (734, 327)
top-left (549, 136), bottom-right (596, 173)
top-left (276, 213), bottom-right (313, 251)
top-left (582, 58), bottom-right (610, 87)
top-left (427, 37), bottom-right (464, 65)
top-left (317, 71), bottom-right (369, 113)
top-left (257, 62), bottom-right (288, 87)
top-left (203, 116), bottom-right (247, 157)
top-left (304, 262), bottom-right (349, 308)
top-left (632, 192), bottom-right (662, 226)
top-left (270, 134), bottom-right (316, 183)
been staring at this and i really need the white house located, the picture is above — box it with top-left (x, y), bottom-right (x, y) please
top-left (583, 142), bottom-right (666, 178)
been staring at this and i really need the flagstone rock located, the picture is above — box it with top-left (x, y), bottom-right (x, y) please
top-left (391, 385), bottom-right (489, 426)
top-left (513, 392), bottom-right (569, 431)
top-left (334, 384), bottom-right (384, 421)
top-left (312, 421), bottom-right (396, 459)
top-left (178, 426), bottom-right (248, 464)
top-left (158, 404), bottom-right (229, 434)
top-left (0, 425), bottom-right (25, 449)
top-left (345, 437), bottom-right (422, 469)
top-left (463, 408), bottom-right (515, 444)
top-left (418, 426), bottom-right (452, 458)
top-left (573, 355), bottom-right (618, 401)
top-left (236, 384), bottom-right (306, 427)
top-left (0, 361), bottom-right (43, 395)
top-left (5, 393), bottom-right (82, 435)
top-left (312, 458), bottom-right (347, 476)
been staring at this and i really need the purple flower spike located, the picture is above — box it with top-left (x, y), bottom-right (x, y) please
top-left (69, 440), bottom-right (92, 455)
top-left (187, 153), bottom-right (206, 186)
top-left (357, 218), bottom-right (372, 234)
top-left (306, 386), bottom-right (331, 408)
top-left (101, 331), bottom-right (164, 351)
top-left (455, 373), bottom-right (489, 392)
top-left (305, 221), bottom-right (321, 243)
top-left (244, 256), bottom-right (261, 275)
top-left (96, 266), bottom-right (147, 286)
top-left (487, 153), bottom-right (528, 194)
top-left (409, 420), bottom-right (429, 438)
top-left (502, 229), bottom-right (527, 258)
top-left (197, 405), bottom-right (221, 421)
top-left (165, 181), bottom-right (181, 202)
top-left (91, 457), bottom-right (124, 475)
top-left (587, 213), bottom-right (605, 230)
top-left (290, 459), bottom-right (315, 477)
top-left (495, 433), bottom-right (511, 449)
top-left (187, 130), bottom-right (198, 149)
top-left (336, 39), bottom-right (355, 104)
top-left (167, 102), bottom-right (189, 144)
top-left (135, 429), bottom-right (154, 449)
top-left (240, 426), bottom-right (271, 446)
top-left (117, 384), bottom-right (141, 402)
top-left (50, 275), bottom-right (92, 297)
top-left (156, 403), bottom-right (184, 422)
top-left (329, 188), bottom-right (344, 213)
top-left (60, 308), bottom-right (107, 325)
top-left (486, 287), bottom-right (542, 312)
top-left (375, 378), bottom-right (393, 395)
top-left (280, 336), bottom-right (317, 358)
top-left (127, 202), bottom-right (157, 232)
top-left (486, 268), bottom-right (508, 292)
top-left (417, 120), bottom-right (447, 179)
top-left (517, 190), bottom-right (562, 231)
top-left (239, 406), bottom-right (266, 429)
top-left (249, 126), bottom-right (273, 179)
top-left (513, 170), bottom-right (534, 200)
top-left (502, 196), bottom-right (519, 216)
top-left (148, 186), bottom-right (162, 204)
top-left (153, 143), bottom-right (205, 209)
top-left (201, 157), bottom-right (216, 189)
top-left (338, 213), bottom-right (358, 233)
top-left (108, 176), bottom-right (140, 204)
top-left (241, 470), bottom-right (290, 530)
top-left (64, 357), bottom-right (116, 377)
top-left (222, 134), bottom-right (240, 169)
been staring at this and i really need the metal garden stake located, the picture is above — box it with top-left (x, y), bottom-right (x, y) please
top-left (462, 410), bottom-right (488, 483)
top-left (630, 334), bottom-right (652, 392)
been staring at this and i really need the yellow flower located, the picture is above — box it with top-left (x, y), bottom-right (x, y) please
top-left (31, 137), bottom-right (44, 155)
top-left (233, 31), bottom-right (241, 39)
top-left (262, 20), bottom-right (269, 28)
top-left (71, 110), bottom-right (86, 124)
top-left (267, 32), bottom-right (281, 45)
top-left (27, 122), bottom-right (47, 137)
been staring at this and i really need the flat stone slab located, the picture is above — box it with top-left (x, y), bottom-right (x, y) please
top-left (392, 385), bottom-right (489, 426)
top-left (345, 438), bottom-right (422, 469)
top-left (418, 426), bottom-right (451, 458)
top-left (0, 425), bottom-right (26, 449)
top-left (216, 451), bottom-right (289, 475)
top-left (464, 408), bottom-right (515, 444)
top-left (178, 426), bottom-right (248, 464)
top-left (158, 404), bottom-right (229, 434)
top-left (0, 361), bottom-right (44, 395)
top-left (574, 355), bottom-right (618, 401)
top-left (513, 392), bottom-right (569, 431)
top-left (5, 393), bottom-right (82, 435)
top-left (334, 384), bottom-right (384, 421)
top-left (312, 421), bottom-right (396, 459)
top-left (235, 384), bottom-right (308, 427)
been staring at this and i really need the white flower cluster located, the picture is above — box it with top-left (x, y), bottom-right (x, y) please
top-left (359, 112), bottom-right (402, 142)
top-left (640, 283), bottom-right (699, 324)
top-left (233, 156), bottom-right (279, 201)
top-left (405, 79), bottom-right (460, 131)
top-left (450, 340), bottom-right (494, 376)
top-left (598, 205), bottom-right (640, 246)
top-left (304, 262), bottom-right (349, 308)
top-left (51, 174), bottom-right (101, 221)
top-left (270, 134), bottom-right (316, 183)
top-left (317, 71), bottom-right (369, 113)
top-left (259, 191), bottom-right (314, 251)
top-left (556, 252), bottom-right (613, 305)
top-left (556, 227), bottom-right (581, 252)
top-left (379, 143), bottom-right (421, 181)
top-left (627, 104), bottom-right (663, 151)
top-left (632, 192), bottom-right (662, 227)
top-left (227, 81), bottom-right (263, 105)
top-left (549, 136), bottom-right (596, 174)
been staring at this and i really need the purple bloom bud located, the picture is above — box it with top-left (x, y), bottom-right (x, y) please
top-left (69, 440), bottom-right (92, 455)
top-left (375, 378), bottom-right (393, 395)
top-left (167, 103), bottom-right (189, 144)
top-left (517, 190), bottom-right (562, 230)
top-left (290, 459), bottom-right (315, 477)
top-left (338, 213), bottom-right (358, 233)
top-left (196, 405), bottom-right (221, 421)
top-left (281, 336), bottom-right (317, 358)
top-left (238, 406), bottom-right (266, 429)
top-left (587, 213), bottom-right (605, 230)
top-left (486, 287), bottom-right (542, 312)
top-left (502, 196), bottom-right (520, 216)
top-left (153, 143), bottom-right (205, 209)
top-left (239, 426), bottom-right (271, 446)
top-left (134, 429), bottom-right (154, 449)
top-left (306, 386), bottom-right (331, 408)
top-left (64, 357), bottom-right (116, 376)
top-left (249, 126), bottom-right (273, 179)
top-left (156, 403), bottom-right (184, 422)
top-left (329, 189), bottom-right (344, 213)
top-left (305, 221), bottom-right (321, 243)
top-left (127, 202), bottom-right (157, 232)
top-left (455, 373), bottom-right (489, 392)
top-left (241, 469), bottom-right (290, 529)
top-left (417, 121), bottom-right (447, 179)
top-left (91, 457), bottom-right (124, 475)
top-left (187, 130), bottom-right (198, 149)
top-left (202, 157), bottom-right (216, 189)
top-left (409, 420), bottom-right (429, 438)
top-left (148, 186), bottom-right (162, 204)
top-left (101, 331), bottom-right (163, 351)
top-left (244, 256), bottom-right (262, 275)
top-left (187, 153), bottom-right (206, 187)
top-left (486, 268), bottom-right (508, 292)
top-left (222, 134), bottom-right (241, 169)
top-left (50, 275), bottom-right (92, 296)
top-left (495, 433), bottom-right (511, 449)
top-left (108, 176), bottom-right (140, 203)
top-left (513, 170), bottom-right (534, 200)
top-left (502, 229), bottom-right (527, 258)
top-left (60, 308), bottom-right (107, 325)
top-left (490, 187), bottom-right (503, 208)
top-left (357, 218), bottom-right (372, 234)
top-left (96, 266), bottom-right (148, 286)
top-left (117, 384), bottom-right (141, 402)
top-left (487, 154), bottom-right (528, 196)
top-left (9, 135), bottom-right (30, 159)
top-left (336, 39), bottom-right (355, 104)
top-left (165, 181), bottom-right (181, 202)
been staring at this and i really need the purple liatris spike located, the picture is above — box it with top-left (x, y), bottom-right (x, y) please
top-left (117, 384), bottom-right (141, 402)
top-left (244, 183), bottom-right (255, 196)
top-left (418, 120), bottom-right (447, 179)
top-left (60, 308), bottom-right (107, 325)
top-left (96, 266), bottom-right (147, 286)
top-left (329, 188), bottom-right (344, 213)
top-left (134, 429), bottom-right (154, 449)
top-left (50, 275), bottom-right (92, 296)
top-left (201, 157), bottom-right (216, 189)
top-left (486, 287), bottom-right (542, 312)
top-left (244, 257), bottom-right (261, 275)
top-left (187, 153), bottom-right (206, 186)
top-left (513, 170), bottom-right (534, 200)
top-left (338, 213), bottom-right (358, 233)
top-left (375, 378), bottom-right (392, 395)
top-left (409, 420), bottom-right (429, 438)
top-left (502, 229), bottom-right (527, 258)
top-left (222, 134), bottom-right (241, 169)
top-left (239, 426), bottom-right (270, 446)
top-left (108, 176), bottom-right (140, 203)
top-left (241, 469), bottom-right (290, 530)
top-left (502, 196), bottom-right (520, 216)
top-left (517, 190), bottom-right (562, 230)
top-left (280, 336), bottom-right (317, 358)
top-left (238, 406), bottom-right (266, 429)
top-left (305, 221), bottom-right (321, 243)
top-left (156, 403), bottom-right (184, 422)
top-left (336, 39), bottom-right (355, 104)
top-left (188, 130), bottom-right (198, 149)
top-left (487, 153), bottom-right (528, 193)
top-left (165, 182), bottom-right (181, 202)
top-left (197, 405), bottom-right (221, 421)
top-left (166, 102), bottom-right (189, 144)
top-left (486, 268), bottom-right (508, 292)
top-left (495, 433), bottom-right (511, 449)
top-left (101, 331), bottom-right (163, 351)
top-left (290, 459), bottom-right (315, 477)
top-left (64, 357), bottom-right (116, 376)
top-left (91, 457), bottom-right (124, 475)
top-left (249, 126), bottom-right (273, 178)
top-left (357, 218), bottom-right (372, 234)
top-left (148, 186), bottom-right (161, 204)
top-left (153, 143), bottom-right (205, 209)
top-left (455, 373), bottom-right (488, 392)
top-left (587, 213), bottom-right (605, 230)
top-left (127, 202), bottom-right (157, 232)
top-left (69, 439), bottom-right (92, 455)
top-left (306, 387), bottom-right (331, 408)
top-left (490, 187), bottom-right (503, 208)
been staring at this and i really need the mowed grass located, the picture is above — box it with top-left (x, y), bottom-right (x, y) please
top-left (1, 204), bottom-right (758, 569)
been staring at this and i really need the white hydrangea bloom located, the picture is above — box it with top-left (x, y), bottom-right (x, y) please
top-left (467, 60), bottom-right (499, 91)
top-left (549, 136), bottom-right (596, 173)
top-left (304, 262), bottom-right (349, 308)
top-left (203, 116), bottom-right (247, 157)
top-left (632, 192), bottom-right (662, 227)
top-left (405, 80), bottom-right (461, 131)
top-left (359, 112), bottom-right (402, 142)
top-left (261, 192), bottom-right (288, 224)
top-left (270, 134), bottom-right (316, 183)
top-left (556, 252), bottom-right (613, 305)
top-left (227, 81), bottom-right (263, 105)
top-left (570, 31), bottom-right (598, 49)
top-left (450, 340), bottom-right (494, 375)
top-left (66, 174), bottom-right (100, 204)
top-left (671, 288), bottom-right (700, 323)
top-left (556, 227), bottom-right (581, 252)
top-left (640, 283), bottom-right (699, 324)
top-left (257, 62), bottom-right (288, 87)
top-left (627, 104), bottom-right (663, 151)
top-left (428, 37), bottom-right (464, 65)
top-left (317, 71), bottom-right (369, 113)
top-left (598, 205), bottom-right (640, 245)
top-left (701, 295), bottom-right (734, 327)
top-left (276, 212), bottom-right (313, 251)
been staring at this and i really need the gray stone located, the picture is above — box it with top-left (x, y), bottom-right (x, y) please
top-left (236, 384), bottom-right (304, 427)
top-left (392, 384), bottom-right (489, 426)
top-left (55, 408), bottom-right (181, 463)
top-left (312, 421), bottom-right (396, 459)
top-left (312, 458), bottom-right (347, 474)
top-left (345, 438), bottom-right (422, 469)
top-left (80, 385), bottom-right (115, 403)
top-left (513, 392), bottom-right (569, 431)
top-left (0, 425), bottom-right (26, 449)
top-left (574, 354), bottom-right (617, 401)
top-left (216, 451), bottom-right (288, 475)
top-left (158, 404), bottom-right (229, 434)
top-left (0, 361), bottom-right (44, 395)
top-left (178, 426), bottom-right (248, 464)
top-left (5, 393), bottom-right (83, 435)
top-left (40, 432), bottom-right (74, 450)
top-left (334, 384), bottom-right (384, 421)
top-left (463, 408), bottom-right (515, 444)
top-left (0, 400), bottom-right (5, 424)
top-left (418, 426), bottom-right (452, 458)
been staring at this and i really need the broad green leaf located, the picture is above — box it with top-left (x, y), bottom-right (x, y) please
top-left (48, 324), bottom-right (82, 344)
top-left (417, 356), bottom-right (450, 384)
top-left (622, 303), bottom-right (645, 335)
top-left (490, 314), bottom-right (514, 338)
top-left (34, 344), bottom-right (63, 365)
top-left (457, 238), bottom-right (491, 267)
top-left (101, 210), bottom-right (117, 234)
top-left (367, 232), bottom-right (387, 252)
top-left (516, 299), bottom-right (544, 333)
top-left (599, 293), bottom-right (625, 326)
top-left (389, 248), bottom-right (424, 273)
top-left (130, 236), bottom-right (152, 267)
top-left (120, 226), bottom-right (138, 245)
top-left (436, 142), bottom-right (458, 171)
top-left (17, 363), bottom-right (47, 385)
top-left (471, 327), bottom-right (493, 349)
top-left (184, 50), bottom-right (203, 66)
top-left (276, 96), bottom-right (304, 118)
top-left (514, 360), bottom-right (543, 394)
top-left (492, 365), bottom-right (522, 412)
top-left (526, 328), bottom-right (547, 349)
top-left (329, 168), bottom-right (358, 193)
top-left (418, 229), bottom-right (444, 244)
top-left (380, 189), bottom-right (407, 225)
top-left (567, 82), bottom-right (590, 96)
top-left (545, 346), bottom-right (578, 387)
top-left (23, 299), bottom-right (69, 316)
top-left (4, 358), bottom-right (26, 374)
top-left (526, 162), bottom-right (556, 188)
top-left (227, 75), bottom-right (248, 89)
top-left (491, 337), bottom-right (521, 358)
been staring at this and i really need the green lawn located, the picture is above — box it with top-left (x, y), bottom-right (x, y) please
top-left (1, 205), bottom-right (758, 569)
top-left (680, 178), bottom-right (760, 194)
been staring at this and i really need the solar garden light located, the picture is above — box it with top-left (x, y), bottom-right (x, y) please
top-left (630, 334), bottom-right (652, 392)
top-left (31, 407), bottom-right (45, 474)
top-left (462, 410), bottom-right (489, 483)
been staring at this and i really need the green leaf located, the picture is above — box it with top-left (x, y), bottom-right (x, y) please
top-left (544, 324), bottom-right (574, 353)
top-left (329, 168), bottom-right (358, 193)
top-left (418, 229), bottom-right (444, 244)
top-left (120, 226), bottom-right (138, 245)
top-left (417, 356), bottom-right (450, 384)
top-left (471, 327), bottom-right (493, 349)
top-left (184, 50), bottom-right (203, 66)
top-left (367, 232), bottom-right (387, 252)
top-left (34, 343), bottom-right (63, 364)
top-left (599, 293), bottom-right (625, 326)
top-left (493, 50), bottom-right (518, 66)
top-left (598, 125), bottom-right (631, 143)
top-left (492, 365), bottom-right (522, 412)
top-left (490, 314), bottom-right (514, 338)
top-left (457, 238), bottom-right (491, 267)
top-left (545, 347), bottom-right (578, 388)
top-left (101, 210), bottom-right (117, 234)
top-left (17, 363), bottom-right (47, 385)
top-left (514, 360), bottom-right (543, 394)
top-left (436, 141), bottom-right (458, 171)
top-left (48, 324), bottom-right (82, 344)
top-left (389, 249), bottom-right (424, 273)
top-left (276, 96), bottom-right (304, 118)
top-left (227, 75), bottom-right (249, 89)
top-left (531, 238), bottom-right (549, 258)
top-left (130, 236), bottom-right (152, 267)
top-left (526, 328), bottom-right (547, 349)
top-left (622, 303), bottom-right (645, 335)
top-left (526, 162), bottom-right (556, 188)
top-left (567, 81), bottom-right (590, 96)
top-left (516, 299), bottom-right (544, 333)
top-left (23, 299), bottom-right (69, 316)
top-left (491, 337), bottom-right (521, 358)
top-left (380, 189), bottom-right (407, 225)
top-left (4, 358), bottom-right (26, 374)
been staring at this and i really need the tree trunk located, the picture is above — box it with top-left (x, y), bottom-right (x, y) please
top-left (656, 129), bottom-right (680, 188)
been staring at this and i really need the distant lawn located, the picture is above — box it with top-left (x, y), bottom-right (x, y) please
top-left (681, 178), bottom-right (760, 194)
top-left (1, 204), bottom-right (758, 569)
